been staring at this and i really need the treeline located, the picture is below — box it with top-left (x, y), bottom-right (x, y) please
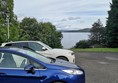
top-left (75, 0), bottom-right (118, 48)
top-left (0, 0), bottom-right (62, 48)
top-left (19, 18), bottom-right (63, 48)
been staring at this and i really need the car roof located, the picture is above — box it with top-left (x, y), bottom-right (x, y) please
top-left (2, 41), bottom-right (41, 44)
top-left (0, 47), bottom-right (26, 51)
top-left (0, 47), bottom-right (35, 54)
top-left (0, 47), bottom-right (37, 58)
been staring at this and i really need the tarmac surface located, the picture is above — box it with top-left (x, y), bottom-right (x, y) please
top-left (75, 52), bottom-right (118, 83)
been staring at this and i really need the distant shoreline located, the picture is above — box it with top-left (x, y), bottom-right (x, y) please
top-left (58, 28), bottom-right (91, 33)
top-left (60, 31), bottom-right (90, 33)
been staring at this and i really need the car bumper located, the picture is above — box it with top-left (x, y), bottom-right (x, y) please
top-left (68, 54), bottom-right (75, 63)
top-left (63, 68), bottom-right (85, 83)
top-left (65, 74), bottom-right (85, 83)
top-left (41, 68), bottom-right (85, 83)
top-left (48, 74), bottom-right (85, 83)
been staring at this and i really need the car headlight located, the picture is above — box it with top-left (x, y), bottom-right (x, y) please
top-left (71, 52), bottom-right (74, 56)
top-left (62, 69), bottom-right (83, 75)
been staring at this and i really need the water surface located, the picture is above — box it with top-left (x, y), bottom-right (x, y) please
top-left (61, 32), bottom-right (90, 48)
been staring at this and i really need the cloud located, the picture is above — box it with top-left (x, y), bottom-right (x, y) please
top-left (68, 17), bottom-right (80, 21)
top-left (61, 17), bottom-right (80, 22)
top-left (14, 0), bottom-right (112, 30)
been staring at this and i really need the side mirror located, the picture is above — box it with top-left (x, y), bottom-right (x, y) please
top-left (42, 47), bottom-right (47, 51)
top-left (24, 65), bottom-right (35, 74)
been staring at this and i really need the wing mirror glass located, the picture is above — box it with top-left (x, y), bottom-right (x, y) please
top-left (24, 65), bottom-right (35, 74)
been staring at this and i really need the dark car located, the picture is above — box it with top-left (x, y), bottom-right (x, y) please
top-left (0, 47), bottom-right (85, 83)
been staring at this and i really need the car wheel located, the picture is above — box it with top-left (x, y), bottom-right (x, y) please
top-left (53, 82), bottom-right (64, 83)
top-left (57, 56), bottom-right (68, 61)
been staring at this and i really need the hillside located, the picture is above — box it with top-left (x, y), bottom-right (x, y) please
top-left (58, 28), bottom-right (91, 32)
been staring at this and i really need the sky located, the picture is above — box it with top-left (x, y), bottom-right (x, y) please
top-left (14, 0), bottom-right (112, 30)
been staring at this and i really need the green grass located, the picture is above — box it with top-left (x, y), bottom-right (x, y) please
top-left (71, 48), bottom-right (118, 52)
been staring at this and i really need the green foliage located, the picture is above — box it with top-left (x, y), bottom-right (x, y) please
top-left (106, 0), bottom-right (118, 47)
top-left (76, 19), bottom-right (106, 48)
top-left (0, 26), bottom-right (7, 42)
top-left (89, 19), bottom-right (106, 46)
top-left (92, 44), bottom-right (104, 48)
top-left (0, 0), bottom-right (62, 48)
top-left (20, 17), bottom-right (63, 48)
top-left (39, 22), bottom-right (63, 48)
top-left (74, 40), bottom-right (90, 48)
top-left (0, 0), bottom-right (19, 43)
top-left (19, 17), bottom-right (40, 40)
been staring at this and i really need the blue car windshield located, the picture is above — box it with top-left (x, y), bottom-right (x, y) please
top-left (12, 48), bottom-right (52, 63)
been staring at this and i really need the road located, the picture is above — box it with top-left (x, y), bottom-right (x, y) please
top-left (75, 52), bottom-right (118, 83)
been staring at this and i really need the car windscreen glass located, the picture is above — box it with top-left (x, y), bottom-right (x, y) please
top-left (38, 41), bottom-right (52, 50)
top-left (12, 48), bottom-right (52, 63)
top-left (28, 42), bottom-right (44, 51)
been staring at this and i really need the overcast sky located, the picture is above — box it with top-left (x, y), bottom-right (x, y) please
top-left (14, 0), bottom-right (111, 30)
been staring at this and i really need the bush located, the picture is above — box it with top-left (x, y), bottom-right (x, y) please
top-left (74, 40), bottom-right (90, 48)
top-left (91, 44), bottom-right (107, 48)
top-left (91, 44), bottom-right (103, 48)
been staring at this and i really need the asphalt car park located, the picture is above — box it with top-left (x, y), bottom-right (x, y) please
top-left (75, 52), bottom-right (118, 83)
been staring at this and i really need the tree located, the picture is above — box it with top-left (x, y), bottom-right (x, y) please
top-left (0, 0), bottom-right (19, 43)
top-left (20, 17), bottom-right (63, 48)
top-left (89, 19), bottom-right (106, 47)
top-left (106, 0), bottom-right (118, 47)
top-left (20, 17), bottom-right (40, 40)
top-left (39, 22), bottom-right (63, 48)
top-left (74, 40), bottom-right (90, 48)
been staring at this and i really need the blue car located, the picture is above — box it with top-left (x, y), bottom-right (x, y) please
top-left (0, 47), bottom-right (85, 83)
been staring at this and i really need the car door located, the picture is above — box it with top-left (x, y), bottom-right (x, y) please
top-left (4, 42), bottom-right (29, 49)
top-left (0, 52), bottom-right (42, 83)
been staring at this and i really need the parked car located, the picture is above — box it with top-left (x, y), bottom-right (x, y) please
top-left (1, 41), bottom-right (75, 63)
top-left (0, 47), bottom-right (85, 83)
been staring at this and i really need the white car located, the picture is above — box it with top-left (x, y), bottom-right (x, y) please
top-left (1, 41), bottom-right (75, 63)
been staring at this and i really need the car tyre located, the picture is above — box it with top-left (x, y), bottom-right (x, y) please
top-left (53, 82), bottom-right (64, 83)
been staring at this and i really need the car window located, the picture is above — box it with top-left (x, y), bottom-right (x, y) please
top-left (12, 48), bottom-right (52, 63)
top-left (28, 42), bottom-right (43, 51)
top-left (38, 41), bottom-right (52, 50)
top-left (0, 52), bottom-right (42, 69)
top-left (5, 43), bottom-right (14, 46)
top-left (5, 42), bottom-right (28, 48)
